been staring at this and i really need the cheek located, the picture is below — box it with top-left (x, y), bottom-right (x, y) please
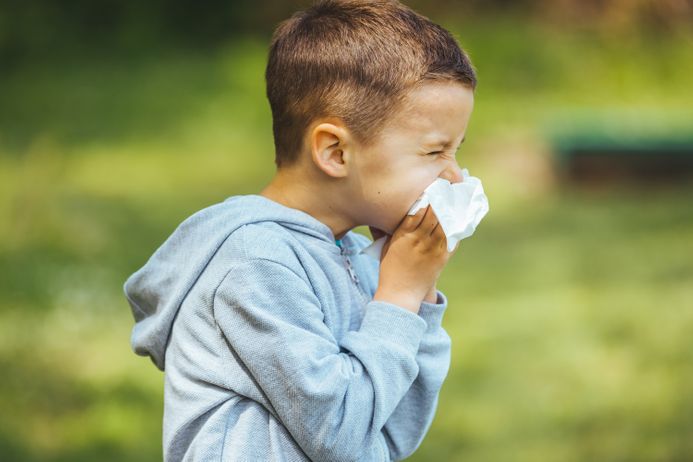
top-left (387, 177), bottom-right (435, 226)
top-left (365, 163), bottom-right (438, 230)
top-left (392, 163), bottom-right (436, 190)
top-left (405, 171), bottom-right (439, 202)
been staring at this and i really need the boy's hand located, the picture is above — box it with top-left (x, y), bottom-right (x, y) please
top-left (368, 225), bottom-right (455, 305)
top-left (372, 205), bottom-right (458, 314)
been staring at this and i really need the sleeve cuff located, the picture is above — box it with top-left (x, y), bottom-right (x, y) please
top-left (360, 300), bottom-right (428, 356)
top-left (418, 290), bottom-right (448, 331)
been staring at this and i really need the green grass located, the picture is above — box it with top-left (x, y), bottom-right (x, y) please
top-left (1, 19), bottom-right (692, 461)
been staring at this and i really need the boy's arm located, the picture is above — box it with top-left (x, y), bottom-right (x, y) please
top-left (381, 289), bottom-right (452, 461)
top-left (213, 257), bottom-right (428, 462)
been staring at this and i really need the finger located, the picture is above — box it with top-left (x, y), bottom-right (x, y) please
top-left (418, 205), bottom-right (439, 234)
top-left (433, 226), bottom-right (448, 252)
top-left (430, 220), bottom-right (445, 238)
top-left (402, 205), bottom-right (428, 231)
top-left (414, 204), bottom-right (435, 231)
top-left (438, 238), bottom-right (448, 253)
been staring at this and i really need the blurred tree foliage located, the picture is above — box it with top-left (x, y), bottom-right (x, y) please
top-left (1, 0), bottom-right (691, 66)
top-left (532, 0), bottom-right (693, 33)
top-left (0, 0), bottom-right (312, 65)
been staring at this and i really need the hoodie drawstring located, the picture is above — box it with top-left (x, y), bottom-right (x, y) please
top-left (336, 240), bottom-right (370, 308)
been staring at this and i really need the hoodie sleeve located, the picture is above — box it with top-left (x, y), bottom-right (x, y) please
top-left (212, 257), bottom-right (429, 462)
top-left (381, 290), bottom-right (452, 461)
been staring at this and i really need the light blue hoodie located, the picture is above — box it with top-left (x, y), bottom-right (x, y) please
top-left (123, 194), bottom-right (452, 462)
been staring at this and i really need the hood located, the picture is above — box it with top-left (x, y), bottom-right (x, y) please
top-left (123, 194), bottom-right (362, 371)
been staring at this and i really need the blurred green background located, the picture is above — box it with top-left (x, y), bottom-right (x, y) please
top-left (1, 0), bottom-right (692, 460)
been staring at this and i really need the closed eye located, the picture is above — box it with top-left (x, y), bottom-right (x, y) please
top-left (428, 145), bottom-right (462, 156)
top-left (424, 136), bottom-right (466, 156)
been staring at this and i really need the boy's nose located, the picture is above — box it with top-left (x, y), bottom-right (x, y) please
top-left (439, 162), bottom-right (464, 184)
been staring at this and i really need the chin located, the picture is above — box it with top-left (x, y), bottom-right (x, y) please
top-left (369, 211), bottom-right (405, 236)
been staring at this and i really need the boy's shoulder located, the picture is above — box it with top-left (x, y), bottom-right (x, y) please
top-left (233, 221), bottom-right (302, 260)
top-left (224, 221), bottom-right (324, 277)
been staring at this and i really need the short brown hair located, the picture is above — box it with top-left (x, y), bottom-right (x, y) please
top-left (265, 0), bottom-right (477, 169)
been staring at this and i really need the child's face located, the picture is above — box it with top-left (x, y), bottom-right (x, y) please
top-left (351, 81), bottom-right (474, 235)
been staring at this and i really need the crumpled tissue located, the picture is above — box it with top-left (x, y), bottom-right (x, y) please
top-left (360, 168), bottom-right (489, 260)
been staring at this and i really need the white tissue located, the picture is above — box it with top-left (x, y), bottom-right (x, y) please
top-left (361, 168), bottom-right (489, 260)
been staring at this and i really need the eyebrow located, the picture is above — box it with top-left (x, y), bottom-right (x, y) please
top-left (426, 136), bottom-right (466, 149)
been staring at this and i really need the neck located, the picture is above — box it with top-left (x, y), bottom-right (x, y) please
top-left (259, 166), bottom-right (356, 240)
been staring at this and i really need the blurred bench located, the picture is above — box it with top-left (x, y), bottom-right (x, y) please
top-left (555, 136), bottom-right (693, 182)
top-left (547, 114), bottom-right (693, 183)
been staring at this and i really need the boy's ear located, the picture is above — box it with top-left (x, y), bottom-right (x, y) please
top-left (309, 120), bottom-right (352, 178)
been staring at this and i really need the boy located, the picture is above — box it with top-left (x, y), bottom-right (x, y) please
top-left (124, 0), bottom-right (477, 460)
